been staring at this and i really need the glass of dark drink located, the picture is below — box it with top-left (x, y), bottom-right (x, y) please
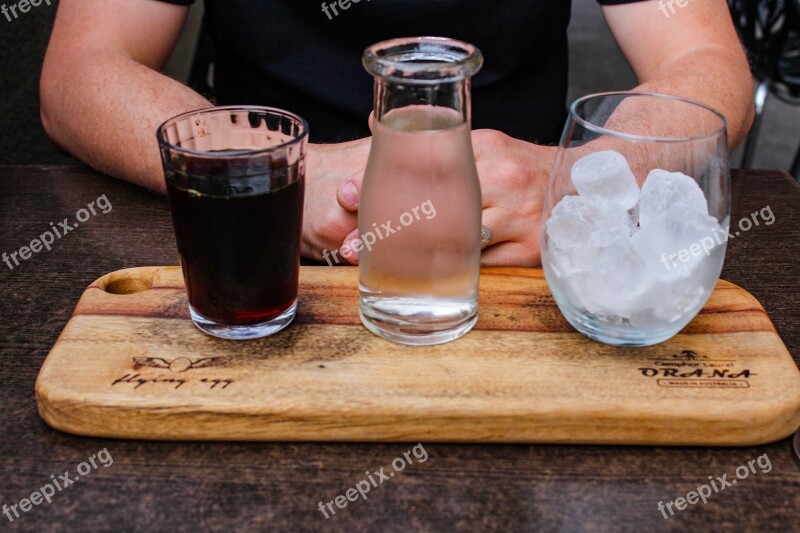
top-left (157, 106), bottom-right (307, 340)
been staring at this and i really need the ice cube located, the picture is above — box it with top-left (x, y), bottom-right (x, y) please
top-left (549, 241), bottom-right (605, 278)
top-left (639, 169), bottom-right (708, 227)
top-left (627, 204), bottom-right (640, 235)
top-left (590, 226), bottom-right (627, 247)
top-left (549, 223), bottom-right (629, 281)
top-left (546, 195), bottom-right (628, 250)
top-left (570, 150), bottom-right (640, 211)
top-left (583, 235), bottom-right (653, 317)
top-left (630, 202), bottom-right (724, 281)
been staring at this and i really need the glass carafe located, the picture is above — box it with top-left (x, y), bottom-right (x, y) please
top-left (359, 37), bottom-right (483, 346)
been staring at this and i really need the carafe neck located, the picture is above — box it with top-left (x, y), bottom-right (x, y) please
top-left (363, 37), bottom-right (483, 128)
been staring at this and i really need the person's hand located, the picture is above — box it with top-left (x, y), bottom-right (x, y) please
top-left (472, 130), bottom-right (555, 266)
top-left (302, 138), bottom-right (371, 262)
top-left (333, 129), bottom-right (556, 266)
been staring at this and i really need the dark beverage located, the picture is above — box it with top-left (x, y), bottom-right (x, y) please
top-left (159, 106), bottom-right (308, 339)
top-left (166, 161), bottom-right (304, 326)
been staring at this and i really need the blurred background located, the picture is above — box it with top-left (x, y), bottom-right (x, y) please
top-left (1, 0), bottom-right (798, 170)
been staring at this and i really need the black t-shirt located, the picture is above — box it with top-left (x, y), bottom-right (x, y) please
top-left (160, 0), bottom-right (644, 143)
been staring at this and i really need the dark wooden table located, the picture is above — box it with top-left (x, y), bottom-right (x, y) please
top-left (1, 165), bottom-right (798, 532)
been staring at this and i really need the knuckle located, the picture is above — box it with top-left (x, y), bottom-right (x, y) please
top-left (474, 129), bottom-right (510, 149)
top-left (493, 160), bottom-right (528, 188)
top-left (520, 197), bottom-right (543, 220)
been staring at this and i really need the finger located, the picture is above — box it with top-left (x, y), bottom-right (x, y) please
top-left (480, 206), bottom-right (543, 266)
top-left (475, 160), bottom-right (500, 208)
top-left (475, 157), bottom-right (524, 208)
top-left (305, 208), bottom-right (357, 262)
top-left (368, 111), bottom-right (376, 133)
top-left (480, 242), bottom-right (540, 267)
top-left (336, 179), bottom-right (360, 212)
top-left (480, 206), bottom-right (524, 246)
top-left (338, 228), bottom-right (361, 265)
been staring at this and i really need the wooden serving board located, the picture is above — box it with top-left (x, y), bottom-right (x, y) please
top-left (36, 267), bottom-right (800, 445)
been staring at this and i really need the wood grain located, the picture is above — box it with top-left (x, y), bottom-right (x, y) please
top-left (36, 265), bottom-right (800, 445)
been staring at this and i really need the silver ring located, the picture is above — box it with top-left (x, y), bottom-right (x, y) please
top-left (480, 225), bottom-right (493, 250)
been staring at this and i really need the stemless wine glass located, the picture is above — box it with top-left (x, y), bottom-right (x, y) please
top-left (541, 92), bottom-right (730, 346)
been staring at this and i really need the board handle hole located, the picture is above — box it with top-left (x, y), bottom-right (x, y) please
top-left (100, 270), bottom-right (155, 295)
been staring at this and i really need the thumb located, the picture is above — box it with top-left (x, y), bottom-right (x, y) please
top-left (337, 178), bottom-right (361, 212)
top-left (336, 132), bottom-right (372, 212)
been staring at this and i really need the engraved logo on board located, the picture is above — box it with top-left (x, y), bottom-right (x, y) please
top-left (637, 350), bottom-right (755, 388)
top-left (110, 357), bottom-right (235, 390)
top-left (133, 356), bottom-right (229, 373)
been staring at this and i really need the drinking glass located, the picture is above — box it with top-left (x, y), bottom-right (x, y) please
top-left (358, 37), bottom-right (483, 346)
top-left (541, 92), bottom-right (730, 346)
top-left (157, 106), bottom-right (307, 340)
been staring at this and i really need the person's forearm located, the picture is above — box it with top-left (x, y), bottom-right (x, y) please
top-left (629, 48), bottom-right (754, 149)
top-left (563, 48), bottom-right (754, 185)
top-left (41, 49), bottom-right (211, 193)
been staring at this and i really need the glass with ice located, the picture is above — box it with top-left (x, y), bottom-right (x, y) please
top-left (541, 92), bottom-right (730, 346)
